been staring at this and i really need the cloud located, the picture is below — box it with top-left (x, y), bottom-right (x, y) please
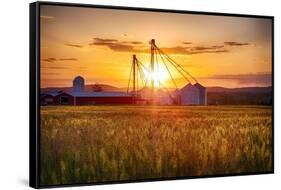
top-left (107, 44), bottom-right (137, 52)
top-left (41, 57), bottom-right (78, 63)
top-left (41, 66), bottom-right (67, 69)
top-left (190, 45), bottom-right (224, 51)
top-left (161, 46), bottom-right (190, 54)
top-left (90, 38), bottom-right (143, 46)
top-left (182, 41), bottom-right (192, 45)
top-left (211, 45), bottom-right (225, 49)
top-left (90, 37), bottom-right (254, 55)
top-left (59, 58), bottom-right (78, 61)
top-left (206, 73), bottom-right (272, 86)
top-left (93, 38), bottom-right (118, 43)
top-left (187, 49), bottom-right (229, 55)
top-left (161, 45), bottom-right (228, 55)
top-left (89, 38), bottom-right (146, 53)
top-left (224, 41), bottom-right (250, 46)
top-left (64, 43), bottom-right (83, 48)
top-left (41, 58), bottom-right (57, 63)
top-left (90, 37), bottom-right (228, 55)
top-left (121, 41), bottom-right (144, 45)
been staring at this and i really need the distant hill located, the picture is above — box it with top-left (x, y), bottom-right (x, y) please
top-left (41, 84), bottom-right (122, 93)
top-left (207, 86), bottom-right (272, 105)
top-left (207, 86), bottom-right (272, 93)
top-left (41, 85), bottom-right (272, 105)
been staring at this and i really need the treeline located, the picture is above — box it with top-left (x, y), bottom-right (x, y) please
top-left (207, 92), bottom-right (272, 105)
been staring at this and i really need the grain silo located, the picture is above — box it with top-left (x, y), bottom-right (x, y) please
top-left (180, 83), bottom-right (200, 105)
top-left (73, 76), bottom-right (85, 92)
top-left (194, 82), bottom-right (207, 105)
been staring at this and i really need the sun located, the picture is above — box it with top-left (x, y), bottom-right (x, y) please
top-left (153, 67), bottom-right (168, 84)
top-left (143, 63), bottom-right (170, 88)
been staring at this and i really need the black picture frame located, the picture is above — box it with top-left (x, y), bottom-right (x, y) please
top-left (30, 1), bottom-right (274, 188)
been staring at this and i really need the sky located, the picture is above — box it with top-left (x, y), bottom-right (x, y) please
top-left (40, 5), bottom-right (272, 89)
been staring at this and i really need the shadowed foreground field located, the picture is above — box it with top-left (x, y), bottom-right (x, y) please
top-left (40, 105), bottom-right (272, 186)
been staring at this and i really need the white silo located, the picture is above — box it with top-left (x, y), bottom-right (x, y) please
top-left (73, 76), bottom-right (85, 92)
top-left (180, 83), bottom-right (200, 105)
top-left (194, 82), bottom-right (207, 105)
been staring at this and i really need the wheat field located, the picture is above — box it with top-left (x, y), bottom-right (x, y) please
top-left (40, 105), bottom-right (272, 186)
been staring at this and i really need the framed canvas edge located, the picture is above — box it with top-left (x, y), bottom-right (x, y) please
top-left (29, 1), bottom-right (275, 189)
top-left (30, 1), bottom-right (40, 189)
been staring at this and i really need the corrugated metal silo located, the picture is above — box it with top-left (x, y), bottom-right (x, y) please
top-left (180, 83), bottom-right (200, 105)
top-left (73, 76), bottom-right (85, 92)
top-left (194, 82), bottom-right (207, 105)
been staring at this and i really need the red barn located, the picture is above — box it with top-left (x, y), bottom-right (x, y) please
top-left (40, 91), bottom-right (74, 105)
top-left (40, 91), bottom-right (133, 105)
top-left (40, 76), bottom-right (134, 105)
top-left (70, 92), bottom-right (133, 105)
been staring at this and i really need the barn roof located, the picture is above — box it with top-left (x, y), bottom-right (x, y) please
top-left (73, 76), bottom-right (84, 81)
top-left (194, 82), bottom-right (206, 89)
top-left (41, 90), bottom-right (64, 97)
top-left (180, 83), bottom-right (198, 91)
top-left (69, 91), bottom-right (132, 97)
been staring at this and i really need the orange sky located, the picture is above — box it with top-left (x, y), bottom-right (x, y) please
top-left (40, 5), bottom-right (272, 89)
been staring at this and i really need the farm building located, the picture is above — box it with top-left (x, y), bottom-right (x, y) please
top-left (194, 83), bottom-right (207, 105)
top-left (180, 83), bottom-right (200, 105)
top-left (40, 76), bottom-right (206, 106)
top-left (177, 83), bottom-right (207, 105)
top-left (71, 92), bottom-right (133, 105)
top-left (40, 91), bottom-right (74, 105)
top-left (73, 76), bottom-right (84, 92)
top-left (40, 76), bottom-right (133, 105)
top-left (40, 91), bottom-right (133, 105)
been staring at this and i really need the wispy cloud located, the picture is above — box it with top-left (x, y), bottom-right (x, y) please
top-left (59, 58), bottom-right (78, 61)
top-left (121, 41), bottom-right (144, 45)
top-left (92, 38), bottom-right (118, 43)
top-left (161, 45), bottom-right (228, 55)
top-left (90, 37), bottom-right (228, 55)
top-left (89, 37), bottom-right (253, 55)
top-left (89, 38), bottom-right (145, 53)
top-left (64, 43), bottom-right (83, 48)
top-left (41, 66), bottom-right (67, 69)
top-left (41, 58), bottom-right (57, 63)
top-left (224, 41), bottom-right (250, 46)
top-left (41, 57), bottom-right (78, 63)
top-left (182, 41), bottom-right (192, 45)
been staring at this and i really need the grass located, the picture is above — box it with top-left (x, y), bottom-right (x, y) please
top-left (40, 105), bottom-right (272, 186)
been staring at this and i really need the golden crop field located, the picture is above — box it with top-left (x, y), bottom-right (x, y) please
top-left (40, 105), bottom-right (272, 186)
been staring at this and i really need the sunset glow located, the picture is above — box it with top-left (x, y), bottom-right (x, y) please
top-left (40, 5), bottom-right (272, 89)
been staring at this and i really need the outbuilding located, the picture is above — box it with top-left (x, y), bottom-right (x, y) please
top-left (180, 83), bottom-right (200, 105)
top-left (194, 82), bottom-right (207, 105)
top-left (40, 91), bottom-right (74, 105)
top-left (71, 92), bottom-right (133, 105)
